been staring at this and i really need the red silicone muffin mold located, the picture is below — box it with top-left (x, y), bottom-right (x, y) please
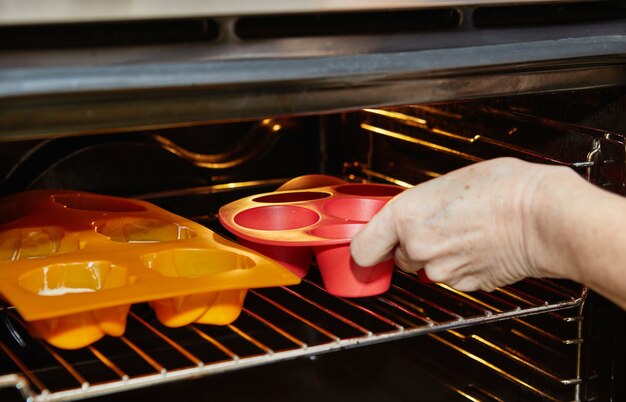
top-left (218, 181), bottom-right (405, 297)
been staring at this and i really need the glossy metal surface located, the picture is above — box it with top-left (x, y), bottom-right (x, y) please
top-left (3, 52), bottom-right (626, 141)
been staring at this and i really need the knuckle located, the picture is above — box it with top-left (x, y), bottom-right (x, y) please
top-left (403, 242), bottom-right (431, 262)
top-left (449, 276), bottom-right (481, 292)
top-left (423, 262), bottom-right (454, 283)
top-left (394, 247), bottom-right (422, 274)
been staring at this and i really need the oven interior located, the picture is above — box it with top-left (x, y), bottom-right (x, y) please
top-left (1, 88), bottom-right (626, 402)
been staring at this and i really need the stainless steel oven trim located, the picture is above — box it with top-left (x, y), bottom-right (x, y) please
top-left (3, 56), bottom-right (626, 141)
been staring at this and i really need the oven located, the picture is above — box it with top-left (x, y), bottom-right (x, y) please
top-left (1, 1), bottom-right (626, 401)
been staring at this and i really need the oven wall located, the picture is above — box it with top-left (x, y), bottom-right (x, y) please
top-left (0, 117), bottom-right (324, 197)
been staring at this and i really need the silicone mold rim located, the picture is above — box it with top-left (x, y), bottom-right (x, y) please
top-left (218, 183), bottom-right (404, 247)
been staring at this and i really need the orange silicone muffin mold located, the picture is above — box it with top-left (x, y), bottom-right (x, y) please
top-left (218, 182), bottom-right (404, 297)
top-left (0, 190), bottom-right (300, 349)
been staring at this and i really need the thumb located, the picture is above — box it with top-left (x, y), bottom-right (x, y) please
top-left (350, 204), bottom-right (399, 267)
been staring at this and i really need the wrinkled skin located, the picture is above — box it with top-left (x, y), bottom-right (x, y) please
top-left (350, 158), bottom-right (567, 292)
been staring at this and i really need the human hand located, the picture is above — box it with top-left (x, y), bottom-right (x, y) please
top-left (350, 157), bottom-right (571, 292)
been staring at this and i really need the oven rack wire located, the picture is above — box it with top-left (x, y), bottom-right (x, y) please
top-left (0, 267), bottom-right (585, 402)
top-left (358, 106), bottom-right (625, 195)
top-left (361, 108), bottom-right (614, 170)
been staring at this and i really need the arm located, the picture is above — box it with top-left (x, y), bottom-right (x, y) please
top-left (350, 157), bottom-right (626, 310)
top-left (534, 166), bottom-right (626, 309)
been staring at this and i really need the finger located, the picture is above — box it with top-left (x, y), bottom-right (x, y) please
top-left (421, 254), bottom-right (475, 284)
top-left (447, 275), bottom-right (493, 293)
top-left (394, 245), bottom-right (424, 274)
top-left (350, 204), bottom-right (399, 267)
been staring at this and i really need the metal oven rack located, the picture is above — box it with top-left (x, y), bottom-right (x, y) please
top-left (0, 264), bottom-right (585, 402)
